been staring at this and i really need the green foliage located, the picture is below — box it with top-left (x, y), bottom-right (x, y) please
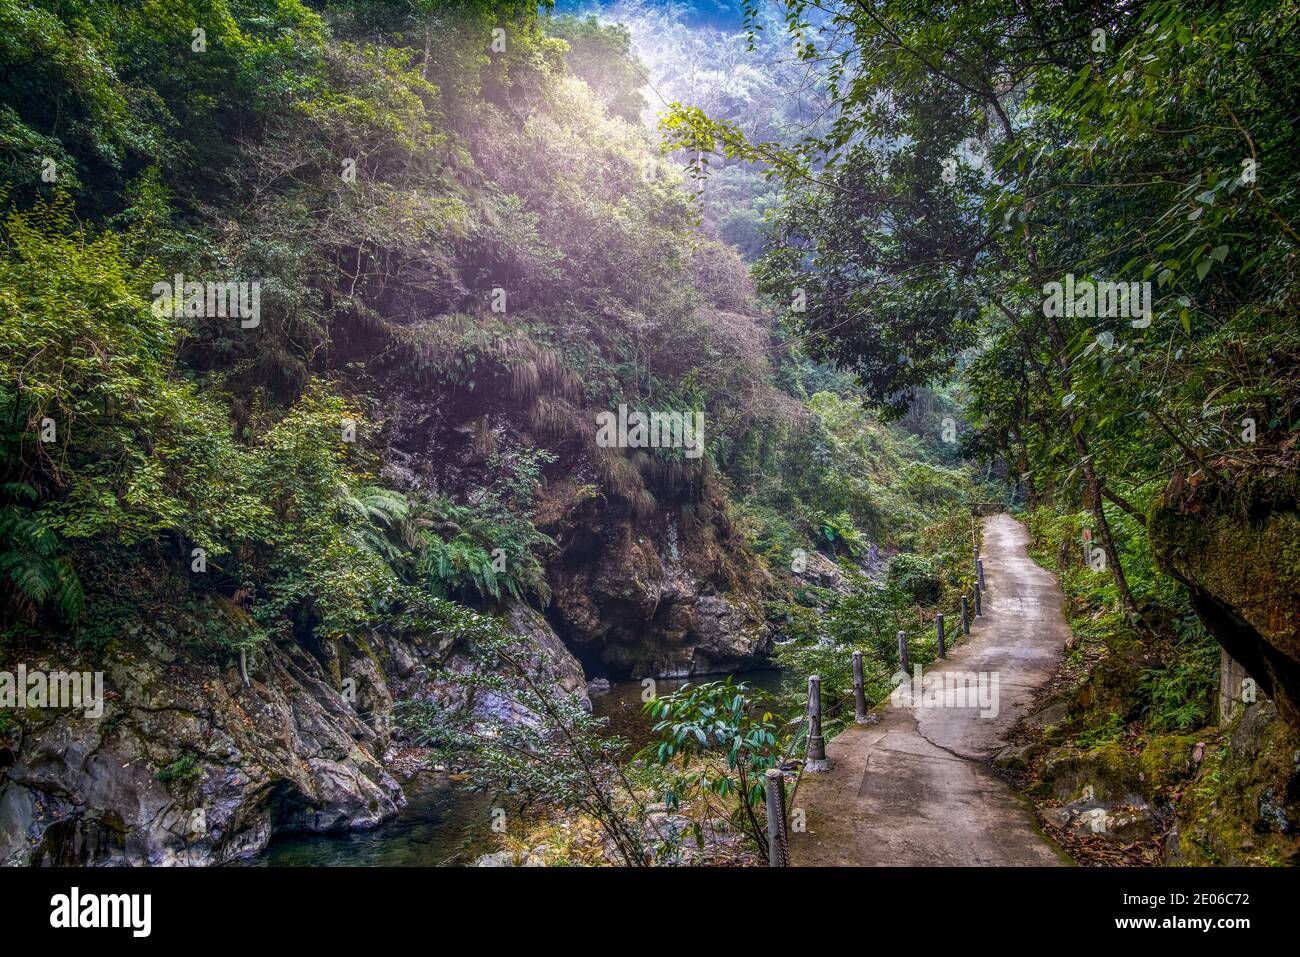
top-left (413, 449), bottom-right (556, 606)
top-left (887, 554), bottom-right (942, 607)
top-left (812, 509), bottom-right (865, 557)
top-left (155, 753), bottom-right (202, 786)
top-left (734, 388), bottom-right (984, 574)
top-left (0, 483), bottom-right (82, 622)
top-left (1027, 503), bottom-right (1219, 737)
top-left (1075, 713), bottom-right (1125, 749)
top-left (691, 0), bottom-right (1298, 654)
top-left (1139, 618), bottom-right (1220, 733)
top-left (768, 505), bottom-right (977, 743)
top-left (0, 0), bottom-right (1179, 863)
top-left (0, 195), bottom-right (423, 646)
top-left (341, 485), bottom-right (411, 561)
top-left (543, 14), bottom-right (647, 121)
top-left (771, 569), bottom-right (938, 729)
top-left (643, 678), bottom-right (784, 853)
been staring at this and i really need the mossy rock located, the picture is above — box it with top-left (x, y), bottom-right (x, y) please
top-left (1024, 697), bottom-right (1075, 742)
top-left (1034, 742), bottom-right (1142, 803)
top-left (1070, 655), bottom-right (1144, 721)
top-left (1137, 734), bottom-right (1198, 799)
top-left (1149, 506), bottom-right (1300, 661)
top-left (994, 741), bottom-right (1048, 773)
top-left (1168, 703), bottom-right (1300, 865)
top-left (1098, 624), bottom-right (1144, 659)
top-left (1148, 471), bottom-right (1300, 729)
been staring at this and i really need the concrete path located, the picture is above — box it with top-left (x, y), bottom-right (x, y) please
top-left (788, 514), bottom-right (1071, 866)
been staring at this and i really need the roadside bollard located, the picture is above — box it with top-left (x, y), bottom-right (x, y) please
top-left (897, 630), bottom-right (909, 675)
top-left (936, 613), bottom-right (946, 659)
top-left (805, 675), bottom-right (828, 771)
top-left (977, 558), bottom-right (986, 591)
top-left (765, 768), bottom-right (789, 867)
top-left (852, 651), bottom-right (869, 723)
top-left (974, 583), bottom-right (982, 617)
top-left (961, 596), bottom-right (970, 635)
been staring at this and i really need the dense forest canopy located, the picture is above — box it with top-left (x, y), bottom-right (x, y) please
top-left (0, 0), bottom-right (977, 645)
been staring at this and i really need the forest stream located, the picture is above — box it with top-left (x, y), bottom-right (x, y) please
top-left (240, 670), bottom-right (785, 867)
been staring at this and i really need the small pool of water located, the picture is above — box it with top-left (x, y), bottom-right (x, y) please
top-left (235, 774), bottom-right (496, 867)
top-left (240, 669), bottom-right (786, 867)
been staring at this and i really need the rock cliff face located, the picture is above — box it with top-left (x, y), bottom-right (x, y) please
top-left (0, 605), bottom-right (585, 866)
top-left (375, 361), bottom-right (774, 681)
top-left (1148, 469), bottom-right (1300, 729)
top-left (549, 522), bottom-right (771, 678)
top-left (2, 328), bottom-right (781, 866)
top-left (1167, 701), bottom-right (1300, 865)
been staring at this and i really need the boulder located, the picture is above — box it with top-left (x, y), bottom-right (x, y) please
top-left (1167, 702), bottom-right (1300, 865)
top-left (0, 637), bottom-right (403, 867)
top-left (1148, 470), bottom-right (1300, 728)
top-left (1050, 792), bottom-right (1159, 845)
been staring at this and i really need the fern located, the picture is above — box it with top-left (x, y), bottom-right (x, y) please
top-left (0, 486), bottom-right (83, 622)
top-left (1138, 616), bottom-right (1219, 732)
top-left (340, 484), bottom-right (411, 561)
top-left (417, 513), bottom-right (553, 607)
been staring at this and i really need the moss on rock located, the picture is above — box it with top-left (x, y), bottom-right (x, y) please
top-left (1034, 742), bottom-right (1142, 803)
top-left (1148, 471), bottom-right (1300, 729)
top-left (1168, 703), bottom-right (1300, 865)
top-left (1137, 734), bottom-right (1198, 798)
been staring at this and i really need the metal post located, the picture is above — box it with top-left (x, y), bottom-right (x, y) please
top-left (764, 768), bottom-right (789, 867)
top-left (974, 583), bottom-right (982, 617)
top-left (897, 630), bottom-right (909, 675)
top-left (805, 675), bottom-right (828, 771)
top-left (960, 596), bottom-right (970, 635)
top-left (977, 558), bottom-right (986, 591)
top-left (852, 651), bottom-right (869, 723)
top-left (936, 613), bottom-right (946, 659)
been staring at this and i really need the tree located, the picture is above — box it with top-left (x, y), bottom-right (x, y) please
top-left (663, 0), bottom-right (1300, 634)
top-left (398, 624), bottom-right (660, 866)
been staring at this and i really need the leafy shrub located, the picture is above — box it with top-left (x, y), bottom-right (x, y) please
top-left (414, 449), bottom-right (556, 607)
top-left (886, 553), bottom-right (942, 606)
top-left (643, 678), bottom-right (785, 853)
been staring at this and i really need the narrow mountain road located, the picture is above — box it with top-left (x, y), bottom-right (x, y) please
top-left (789, 514), bottom-right (1072, 866)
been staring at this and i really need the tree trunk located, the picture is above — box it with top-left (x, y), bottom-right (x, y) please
top-left (1024, 320), bottom-right (1150, 631)
top-left (1079, 453), bottom-right (1144, 623)
top-left (423, 20), bottom-right (433, 82)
